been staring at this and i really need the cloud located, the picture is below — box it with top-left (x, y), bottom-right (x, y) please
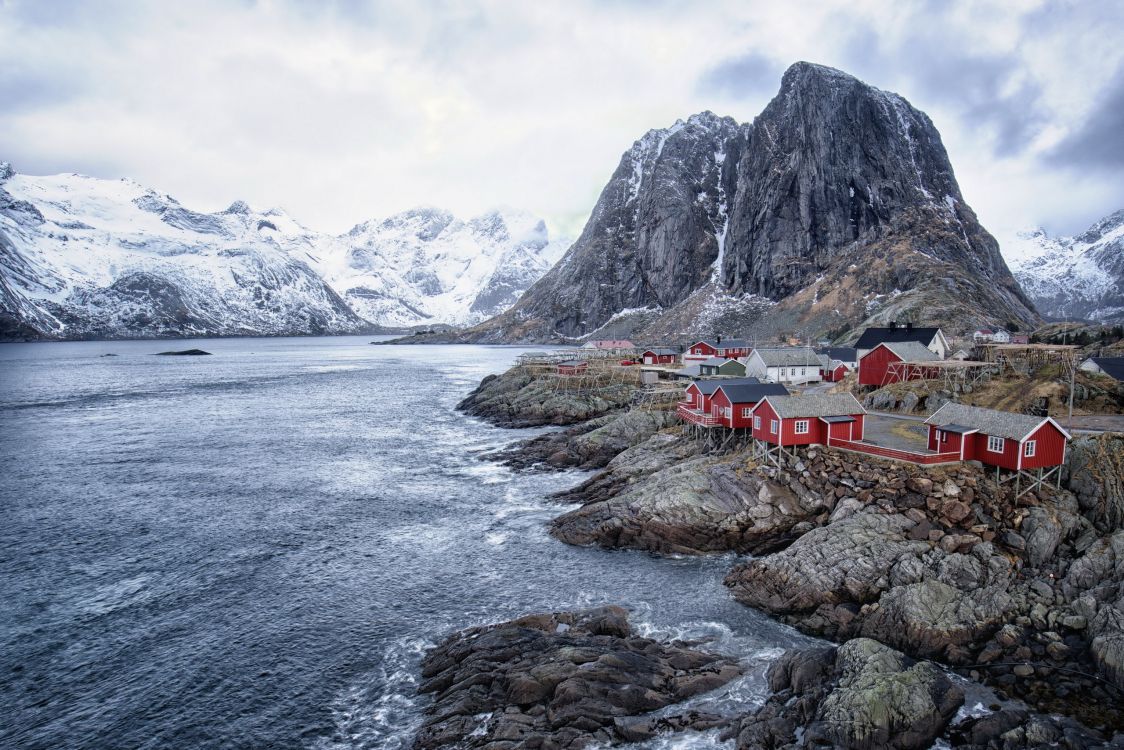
top-left (696, 52), bottom-right (783, 100)
top-left (1045, 65), bottom-right (1124, 170)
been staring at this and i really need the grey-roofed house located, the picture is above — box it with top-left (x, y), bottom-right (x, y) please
top-left (744, 347), bottom-right (824, 384)
top-left (923, 402), bottom-right (1071, 469)
top-left (751, 392), bottom-right (868, 446)
top-left (1080, 356), bottom-right (1124, 381)
top-left (699, 357), bottom-right (747, 377)
top-left (854, 324), bottom-right (949, 359)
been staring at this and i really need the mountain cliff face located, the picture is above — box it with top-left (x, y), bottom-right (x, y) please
top-left (458, 62), bottom-right (1038, 343)
top-left (0, 166), bottom-right (565, 341)
top-left (1001, 211), bottom-right (1124, 323)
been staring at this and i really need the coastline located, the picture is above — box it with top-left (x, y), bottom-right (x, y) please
top-left (418, 364), bottom-right (1124, 748)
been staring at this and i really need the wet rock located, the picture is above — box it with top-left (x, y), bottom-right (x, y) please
top-left (412, 606), bottom-right (742, 749)
top-left (728, 639), bottom-right (962, 750)
top-left (154, 348), bottom-right (211, 355)
top-left (457, 369), bottom-right (632, 428)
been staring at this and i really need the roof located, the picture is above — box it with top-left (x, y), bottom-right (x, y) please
top-left (820, 415), bottom-right (857, 424)
top-left (855, 326), bottom-right (942, 350)
top-left (757, 393), bottom-right (867, 419)
top-left (874, 341), bottom-right (942, 362)
top-left (751, 347), bottom-right (822, 367)
top-left (816, 346), bottom-right (857, 362)
top-left (558, 359), bottom-right (587, 367)
top-left (936, 423), bottom-right (977, 434)
top-left (700, 357), bottom-right (743, 367)
top-left (674, 365), bottom-right (703, 378)
top-left (643, 347), bottom-right (679, 355)
top-left (688, 377), bottom-right (761, 395)
top-left (693, 338), bottom-right (750, 349)
top-left (714, 382), bottom-right (790, 404)
top-left (1088, 357), bottom-right (1124, 381)
top-left (924, 402), bottom-right (1071, 441)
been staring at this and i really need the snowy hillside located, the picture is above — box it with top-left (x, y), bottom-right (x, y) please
top-left (0, 162), bottom-right (568, 340)
top-left (1001, 210), bottom-right (1124, 323)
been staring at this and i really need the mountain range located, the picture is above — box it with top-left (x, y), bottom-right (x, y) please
top-left (1001, 211), bottom-right (1124, 324)
top-left (440, 62), bottom-right (1040, 345)
top-left (0, 162), bottom-right (567, 341)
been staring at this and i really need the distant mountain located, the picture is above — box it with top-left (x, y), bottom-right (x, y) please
top-left (0, 163), bottom-right (567, 341)
top-left (442, 62), bottom-right (1038, 344)
top-left (1001, 211), bottom-right (1124, 324)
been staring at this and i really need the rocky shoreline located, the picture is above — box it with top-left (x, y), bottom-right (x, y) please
top-left (414, 366), bottom-right (1124, 747)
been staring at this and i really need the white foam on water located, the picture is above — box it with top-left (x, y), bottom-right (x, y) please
top-left (484, 532), bottom-right (507, 546)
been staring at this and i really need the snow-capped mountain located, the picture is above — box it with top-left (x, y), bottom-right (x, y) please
top-left (0, 162), bottom-right (568, 340)
top-left (1001, 210), bottom-right (1124, 323)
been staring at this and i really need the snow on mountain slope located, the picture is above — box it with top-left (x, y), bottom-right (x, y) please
top-left (1001, 210), bottom-right (1124, 323)
top-left (0, 163), bottom-right (567, 340)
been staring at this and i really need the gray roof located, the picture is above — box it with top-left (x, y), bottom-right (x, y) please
top-left (924, 402), bottom-right (1069, 441)
top-left (759, 393), bottom-right (867, 419)
top-left (673, 365), bottom-right (703, 378)
top-left (752, 347), bottom-right (822, 367)
top-left (877, 341), bottom-right (941, 362)
top-left (701, 356), bottom-right (742, 367)
top-left (714, 382), bottom-right (790, 403)
top-left (688, 377), bottom-right (761, 395)
top-left (643, 347), bottom-right (679, 355)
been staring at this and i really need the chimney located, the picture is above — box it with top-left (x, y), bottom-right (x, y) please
top-left (906, 322), bottom-right (913, 332)
top-left (888, 321), bottom-right (897, 330)
top-left (717, 334), bottom-right (722, 344)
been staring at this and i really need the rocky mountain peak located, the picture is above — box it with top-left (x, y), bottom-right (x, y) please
top-left (224, 200), bottom-right (251, 214)
top-left (1075, 208), bottom-right (1124, 245)
top-left (0, 162), bottom-right (13, 181)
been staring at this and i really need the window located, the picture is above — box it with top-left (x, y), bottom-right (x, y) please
top-left (794, 420), bottom-right (809, 434)
top-left (987, 435), bottom-right (1004, 453)
top-left (741, 407), bottom-right (752, 418)
top-left (753, 416), bottom-right (761, 429)
top-left (800, 368), bottom-right (806, 376)
top-left (770, 419), bottom-right (778, 434)
top-left (1024, 440), bottom-right (1036, 457)
top-left (938, 430), bottom-right (948, 443)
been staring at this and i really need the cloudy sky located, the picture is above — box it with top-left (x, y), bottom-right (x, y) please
top-left (2, 0), bottom-right (1122, 244)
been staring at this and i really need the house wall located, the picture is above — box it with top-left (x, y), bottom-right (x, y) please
top-left (1020, 422), bottom-right (1067, 469)
top-left (966, 432), bottom-right (1021, 470)
top-left (751, 400), bottom-right (781, 443)
top-left (684, 343), bottom-right (718, 362)
top-left (927, 426), bottom-right (965, 456)
top-left (744, 353), bottom-right (768, 378)
top-left (859, 346), bottom-right (900, 386)
top-left (718, 361), bottom-right (747, 376)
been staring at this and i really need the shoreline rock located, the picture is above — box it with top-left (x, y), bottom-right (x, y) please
top-left (411, 606), bottom-right (742, 749)
top-left (457, 369), bottom-right (632, 428)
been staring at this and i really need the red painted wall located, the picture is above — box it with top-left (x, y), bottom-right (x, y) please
top-left (1020, 422), bottom-right (1068, 469)
top-left (687, 343), bottom-right (718, 358)
top-left (859, 345), bottom-right (900, 386)
top-left (711, 390), bottom-right (762, 428)
top-left (927, 425), bottom-right (965, 456)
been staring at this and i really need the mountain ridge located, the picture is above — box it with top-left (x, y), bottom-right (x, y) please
top-left (0, 166), bottom-right (567, 341)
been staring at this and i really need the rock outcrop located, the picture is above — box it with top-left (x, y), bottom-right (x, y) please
top-left (411, 606), bottom-right (741, 749)
top-left (456, 369), bottom-right (632, 428)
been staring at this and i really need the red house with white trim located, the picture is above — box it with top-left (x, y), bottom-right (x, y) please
top-left (858, 341), bottom-right (941, 386)
top-left (677, 377), bottom-right (762, 426)
top-left (683, 338), bottom-right (751, 362)
top-left (751, 393), bottom-right (867, 447)
top-left (641, 348), bottom-right (679, 365)
top-left (923, 403), bottom-right (1070, 470)
top-left (821, 361), bottom-right (850, 382)
top-left (709, 382), bottom-right (790, 428)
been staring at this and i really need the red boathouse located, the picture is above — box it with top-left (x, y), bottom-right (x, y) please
top-left (641, 348), bottom-right (678, 365)
top-left (923, 402), bottom-right (1070, 470)
top-left (858, 341), bottom-right (941, 387)
top-left (751, 393), bottom-right (867, 447)
top-left (709, 382), bottom-right (790, 428)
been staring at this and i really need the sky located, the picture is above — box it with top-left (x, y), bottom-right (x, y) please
top-left (1, 0), bottom-right (1122, 244)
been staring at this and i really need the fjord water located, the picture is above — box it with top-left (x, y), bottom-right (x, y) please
top-left (0, 337), bottom-right (807, 749)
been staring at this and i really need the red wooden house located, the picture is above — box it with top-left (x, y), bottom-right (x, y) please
top-left (924, 403), bottom-right (1071, 470)
top-left (821, 361), bottom-right (850, 382)
top-left (641, 348), bottom-right (678, 365)
top-left (683, 338), bottom-right (751, 362)
top-left (557, 360), bottom-right (588, 376)
top-left (858, 341), bottom-right (941, 386)
top-left (751, 393), bottom-right (867, 447)
top-left (677, 377), bottom-right (761, 425)
top-left (710, 382), bottom-right (790, 428)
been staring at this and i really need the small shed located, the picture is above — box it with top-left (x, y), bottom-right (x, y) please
top-left (641, 348), bottom-right (679, 365)
top-left (822, 360), bottom-right (850, 382)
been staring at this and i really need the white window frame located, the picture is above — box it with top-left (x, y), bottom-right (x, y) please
top-left (1024, 440), bottom-right (1036, 457)
top-left (770, 419), bottom-right (779, 434)
top-left (987, 435), bottom-right (1004, 453)
top-left (741, 407), bottom-right (752, 418)
top-left (794, 420), bottom-right (809, 435)
top-left (753, 416), bottom-right (761, 429)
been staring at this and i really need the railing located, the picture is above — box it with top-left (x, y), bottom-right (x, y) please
top-left (828, 438), bottom-right (960, 465)
top-left (677, 403), bottom-right (721, 427)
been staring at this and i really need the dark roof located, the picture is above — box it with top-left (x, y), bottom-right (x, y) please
top-left (855, 326), bottom-right (942, 350)
top-left (688, 377), bottom-right (761, 395)
top-left (925, 403), bottom-right (1071, 441)
top-left (714, 382), bottom-right (790, 404)
top-left (937, 423), bottom-right (976, 434)
top-left (1090, 357), bottom-right (1124, 381)
top-left (820, 415), bottom-right (857, 424)
top-left (816, 346), bottom-right (857, 362)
